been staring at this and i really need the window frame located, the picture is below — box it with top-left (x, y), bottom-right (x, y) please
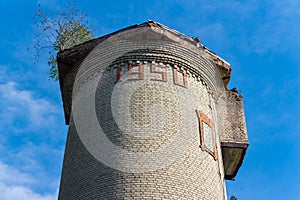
top-left (196, 110), bottom-right (217, 160)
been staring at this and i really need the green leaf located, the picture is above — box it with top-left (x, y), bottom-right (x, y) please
top-left (33, 1), bottom-right (94, 81)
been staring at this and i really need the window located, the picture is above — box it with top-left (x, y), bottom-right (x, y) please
top-left (196, 110), bottom-right (217, 160)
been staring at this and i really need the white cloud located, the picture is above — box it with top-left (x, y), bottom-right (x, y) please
top-left (0, 81), bottom-right (59, 133)
top-left (0, 184), bottom-right (56, 200)
top-left (0, 78), bottom-right (64, 200)
top-left (0, 162), bottom-right (57, 200)
top-left (0, 162), bottom-right (34, 185)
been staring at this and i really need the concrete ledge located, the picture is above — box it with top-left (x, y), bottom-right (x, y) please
top-left (221, 141), bottom-right (248, 180)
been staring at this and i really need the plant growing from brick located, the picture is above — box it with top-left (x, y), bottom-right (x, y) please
top-left (33, 1), bottom-right (94, 80)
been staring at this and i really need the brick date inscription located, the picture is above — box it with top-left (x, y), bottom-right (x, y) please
top-left (114, 63), bottom-right (188, 88)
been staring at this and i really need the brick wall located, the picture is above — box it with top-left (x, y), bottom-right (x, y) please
top-left (58, 25), bottom-right (227, 200)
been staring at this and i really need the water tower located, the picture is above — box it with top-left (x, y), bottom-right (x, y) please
top-left (57, 21), bottom-right (248, 200)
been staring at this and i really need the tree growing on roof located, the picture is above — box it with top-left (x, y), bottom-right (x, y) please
top-left (33, 1), bottom-right (94, 80)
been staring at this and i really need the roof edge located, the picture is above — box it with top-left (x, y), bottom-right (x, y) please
top-left (58, 21), bottom-right (232, 88)
top-left (57, 21), bottom-right (234, 124)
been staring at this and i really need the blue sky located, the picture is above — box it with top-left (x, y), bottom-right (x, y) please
top-left (0, 0), bottom-right (299, 199)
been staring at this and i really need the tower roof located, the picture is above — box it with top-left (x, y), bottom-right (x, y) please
top-left (57, 21), bottom-right (233, 125)
top-left (57, 21), bottom-right (232, 90)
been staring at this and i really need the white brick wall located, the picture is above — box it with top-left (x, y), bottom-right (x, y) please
top-left (59, 26), bottom-right (227, 200)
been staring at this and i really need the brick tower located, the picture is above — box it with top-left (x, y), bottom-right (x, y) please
top-left (57, 21), bottom-right (248, 200)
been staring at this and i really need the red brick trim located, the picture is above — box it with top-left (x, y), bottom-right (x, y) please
top-left (173, 68), bottom-right (188, 88)
top-left (151, 64), bottom-right (167, 82)
top-left (115, 66), bottom-right (122, 83)
top-left (196, 110), bottom-right (217, 160)
top-left (128, 63), bottom-right (144, 80)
